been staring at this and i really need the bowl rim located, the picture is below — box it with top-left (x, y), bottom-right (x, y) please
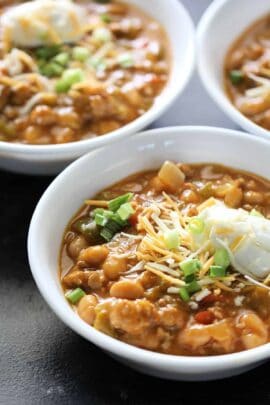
top-left (197, 0), bottom-right (270, 140)
top-left (28, 125), bottom-right (270, 373)
top-left (0, 0), bottom-right (195, 156)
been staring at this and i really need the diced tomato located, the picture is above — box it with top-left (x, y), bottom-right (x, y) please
top-left (201, 293), bottom-right (224, 305)
top-left (129, 212), bottom-right (139, 227)
top-left (195, 310), bottom-right (215, 325)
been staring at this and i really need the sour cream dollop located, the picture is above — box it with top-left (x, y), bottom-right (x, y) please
top-left (1, 0), bottom-right (86, 48)
top-left (198, 199), bottom-right (270, 280)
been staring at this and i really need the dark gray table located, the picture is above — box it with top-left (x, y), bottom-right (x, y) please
top-left (1, 1), bottom-right (270, 404)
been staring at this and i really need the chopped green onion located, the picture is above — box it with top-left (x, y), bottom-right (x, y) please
top-left (62, 68), bottom-right (85, 84)
top-left (37, 58), bottom-right (47, 69)
top-left (94, 212), bottom-right (108, 226)
top-left (186, 280), bottom-right (201, 294)
top-left (180, 259), bottom-right (201, 277)
top-left (94, 208), bottom-right (113, 217)
top-left (92, 204), bottom-right (130, 241)
top-left (92, 27), bottom-right (112, 43)
top-left (214, 248), bottom-right (230, 270)
top-left (39, 62), bottom-right (63, 77)
top-left (100, 13), bottom-right (111, 23)
top-left (250, 209), bottom-right (264, 218)
top-left (117, 53), bottom-right (134, 68)
top-left (88, 57), bottom-right (107, 71)
top-left (93, 208), bottom-right (106, 216)
top-left (110, 213), bottom-right (127, 227)
top-left (184, 273), bottom-right (196, 283)
top-left (229, 69), bottom-right (244, 85)
top-left (55, 68), bottom-right (85, 93)
top-left (164, 229), bottom-right (180, 250)
top-left (36, 45), bottom-right (62, 60)
top-left (53, 52), bottom-right (70, 67)
top-left (105, 220), bottom-right (120, 232)
top-left (100, 227), bottom-right (114, 242)
top-left (188, 217), bottom-right (205, 234)
top-left (108, 193), bottom-right (133, 212)
top-left (100, 217), bottom-right (124, 242)
top-left (210, 265), bottom-right (226, 278)
top-left (94, 208), bottom-right (113, 226)
top-left (117, 202), bottom-right (134, 221)
top-left (65, 288), bottom-right (85, 304)
top-left (72, 46), bottom-right (90, 62)
top-left (179, 287), bottom-right (190, 302)
top-left (55, 79), bottom-right (71, 93)
top-left (73, 218), bottom-right (102, 242)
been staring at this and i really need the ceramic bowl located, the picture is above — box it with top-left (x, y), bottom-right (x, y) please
top-left (0, 0), bottom-right (195, 175)
top-left (28, 126), bottom-right (270, 381)
top-left (197, 0), bottom-right (270, 139)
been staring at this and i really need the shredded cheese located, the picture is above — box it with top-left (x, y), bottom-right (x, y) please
top-left (145, 265), bottom-right (185, 287)
top-left (132, 194), bottom-right (252, 295)
top-left (146, 262), bottom-right (181, 278)
top-left (85, 200), bottom-right (109, 207)
top-left (199, 256), bottom-right (214, 277)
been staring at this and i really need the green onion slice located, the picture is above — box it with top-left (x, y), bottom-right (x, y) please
top-left (93, 208), bottom-right (113, 225)
top-left (35, 45), bottom-right (62, 59)
top-left (108, 193), bottom-right (133, 212)
top-left (62, 68), bottom-right (85, 84)
top-left (184, 273), bottom-right (196, 283)
top-left (55, 79), bottom-right (71, 93)
top-left (180, 259), bottom-right (201, 276)
top-left (39, 62), bottom-right (63, 77)
top-left (117, 202), bottom-right (134, 221)
top-left (53, 52), bottom-right (70, 67)
top-left (100, 13), bottom-right (111, 23)
top-left (164, 229), bottom-right (180, 250)
top-left (99, 216), bottom-right (125, 241)
top-left (229, 69), bottom-right (244, 85)
top-left (210, 265), bottom-right (226, 278)
top-left (72, 47), bottom-right (90, 62)
top-left (214, 248), bottom-right (230, 270)
top-left (179, 287), bottom-right (190, 302)
top-left (94, 212), bottom-right (108, 226)
top-left (188, 217), bottom-right (205, 235)
top-left (55, 68), bottom-right (85, 93)
top-left (65, 288), bottom-right (85, 304)
top-left (100, 227), bottom-right (114, 242)
top-left (186, 280), bottom-right (201, 294)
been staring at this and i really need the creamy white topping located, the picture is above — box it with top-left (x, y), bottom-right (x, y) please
top-left (198, 200), bottom-right (270, 280)
top-left (1, 0), bottom-right (86, 48)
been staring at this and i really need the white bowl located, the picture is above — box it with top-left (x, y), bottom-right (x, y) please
top-left (0, 0), bottom-right (195, 175)
top-left (197, 0), bottom-right (270, 139)
top-left (28, 126), bottom-right (270, 381)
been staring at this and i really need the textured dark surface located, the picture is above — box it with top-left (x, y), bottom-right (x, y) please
top-left (1, 1), bottom-right (270, 404)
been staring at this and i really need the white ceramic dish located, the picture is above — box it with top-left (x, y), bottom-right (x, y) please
top-left (0, 0), bottom-right (195, 175)
top-left (28, 126), bottom-right (270, 381)
top-left (197, 0), bottom-right (270, 139)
